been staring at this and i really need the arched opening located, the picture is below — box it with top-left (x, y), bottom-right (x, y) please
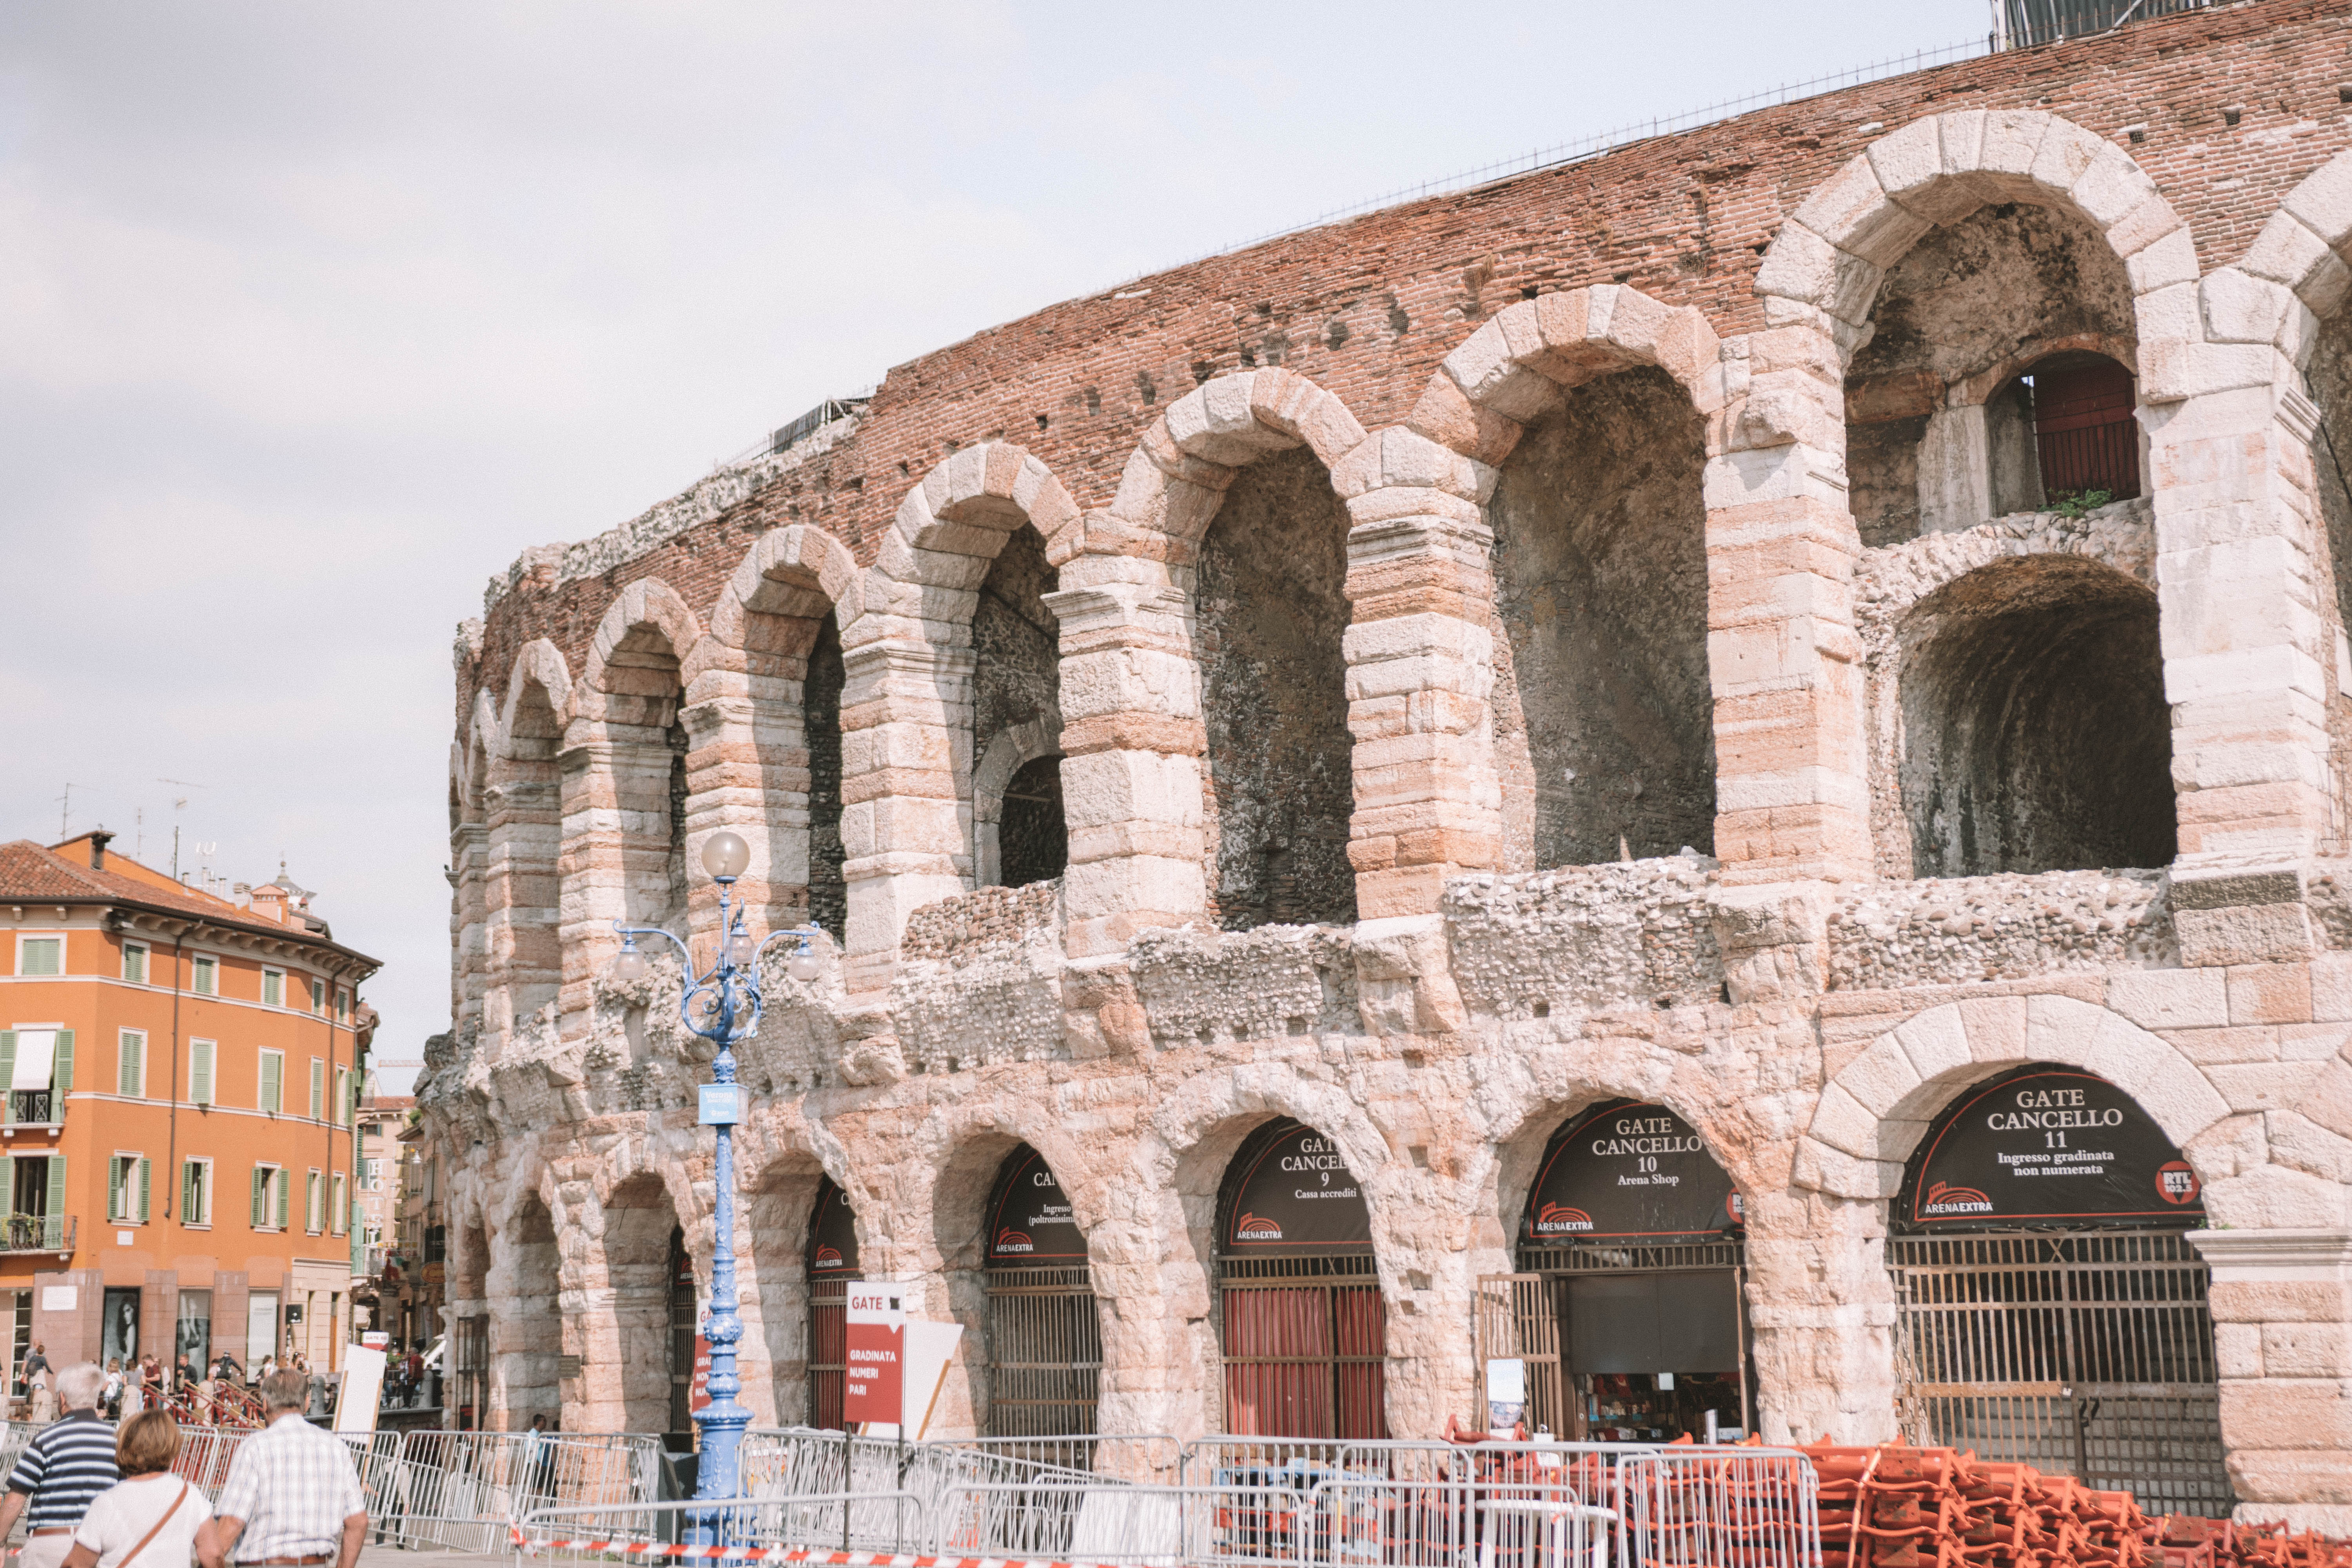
top-left (1481, 1102), bottom-right (1747, 1443)
top-left (604, 1175), bottom-right (692, 1442)
top-left (981, 1146), bottom-right (1098, 1438)
top-left (1888, 1064), bottom-right (2226, 1514)
top-left (974, 523), bottom-right (1066, 889)
top-left (491, 682), bottom-right (563, 1034)
top-left (1214, 1119), bottom-right (1383, 1438)
top-left (804, 1178), bottom-right (859, 1430)
top-left (806, 617), bottom-right (847, 937)
top-left (1488, 367), bottom-right (1714, 867)
top-left (1196, 448), bottom-right (1356, 929)
top-left (600, 625), bottom-right (693, 929)
top-left (452, 1223), bottom-right (491, 1430)
top-left (2293, 310), bottom-right (2352, 848)
top-left (1898, 557), bottom-right (2172, 876)
top-left (493, 1194), bottom-right (561, 1431)
top-left (1842, 203), bottom-right (2138, 545)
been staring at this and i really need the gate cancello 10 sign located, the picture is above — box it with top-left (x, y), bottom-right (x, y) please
top-left (1901, 1066), bottom-right (2204, 1229)
top-left (1521, 1100), bottom-right (1742, 1244)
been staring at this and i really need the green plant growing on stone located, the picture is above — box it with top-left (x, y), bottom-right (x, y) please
top-left (2049, 488), bottom-right (2112, 520)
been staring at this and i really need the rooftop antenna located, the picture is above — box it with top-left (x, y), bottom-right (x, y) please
top-left (159, 779), bottom-right (206, 880)
top-left (56, 784), bottom-right (85, 840)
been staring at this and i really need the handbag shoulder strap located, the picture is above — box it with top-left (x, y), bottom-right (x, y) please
top-left (115, 1480), bottom-right (191, 1568)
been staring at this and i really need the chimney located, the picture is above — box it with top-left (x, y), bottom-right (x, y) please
top-left (88, 830), bottom-right (114, 870)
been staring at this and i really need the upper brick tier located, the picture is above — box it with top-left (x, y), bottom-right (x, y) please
top-left (459, 0), bottom-right (2352, 707)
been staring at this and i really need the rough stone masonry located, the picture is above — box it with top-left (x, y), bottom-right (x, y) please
top-left (429, 0), bottom-right (2352, 1528)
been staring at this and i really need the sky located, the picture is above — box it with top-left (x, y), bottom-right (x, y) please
top-left (0, 0), bottom-right (1986, 1092)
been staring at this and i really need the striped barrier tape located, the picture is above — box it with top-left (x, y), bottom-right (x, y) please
top-left (512, 1534), bottom-right (1149, 1568)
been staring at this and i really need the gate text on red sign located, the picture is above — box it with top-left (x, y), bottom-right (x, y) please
top-left (842, 1283), bottom-right (904, 1425)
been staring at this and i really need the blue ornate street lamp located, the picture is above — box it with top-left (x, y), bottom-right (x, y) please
top-left (610, 829), bottom-right (821, 1525)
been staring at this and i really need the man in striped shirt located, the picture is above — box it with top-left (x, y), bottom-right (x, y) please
top-left (0, 1363), bottom-right (118, 1568)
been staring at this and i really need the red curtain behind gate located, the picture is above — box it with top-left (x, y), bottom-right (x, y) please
top-left (2033, 359), bottom-right (2139, 500)
top-left (1221, 1283), bottom-right (1387, 1440)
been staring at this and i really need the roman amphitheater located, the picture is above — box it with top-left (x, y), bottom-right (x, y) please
top-left (426, 0), bottom-right (2352, 1527)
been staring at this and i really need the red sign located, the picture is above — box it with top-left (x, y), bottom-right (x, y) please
top-left (842, 1284), bottom-right (903, 1426)
top-left (691, 1335), bottom-right (712, 1412)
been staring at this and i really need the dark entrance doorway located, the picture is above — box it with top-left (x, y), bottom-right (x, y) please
top-left (1889, 1065), bottom-right (2229, 1515)
top-left (981, 1145), bottom-right (1098, 1438)
top-left (805, 1178), bottom-right (860, 1430)
top-left (667, 1227), bottom-right (696, 1445)
top-left (1214, 1120), bottom-right (1385, 1439)
top-left (1480, 1101), bottom-right (1749, 1442)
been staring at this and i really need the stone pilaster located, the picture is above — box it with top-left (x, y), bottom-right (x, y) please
top-left (838, 640), bottom-right (973, 998)
top-left (2189, 1227), bottom-right (2352, 1532)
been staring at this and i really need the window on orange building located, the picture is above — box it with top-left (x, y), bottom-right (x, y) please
top-left (16, 938), bottom-right (60, 978)
top-left (116, 1031), bottom-right (145, 1098)
top-left (334, 1066), bottom-right (351, 1125)
top-left (262, 969), bottom-right (284, 1008)
top-left (310, 978), bottom-right (325, 1013)
top-left (107, 1154), bottom-right (151, 1223)
top-left (252, 1165), bottom-right (287, 1230)
top-left (259, 1051), bottom-right (283, 1114)
top-left (192, 955), bottom-right (216, 995)
top-left (121, 944), bottom-right (147, 985)
top-left (189, 1039), bottom-right (215, 1105)
top-left (181, 1158), bottom-right (212, 1227)
top-left (331, 1173), bottom-right (347, 1236)
top-left (309, 1059), bottom-right (324, 1121)
top-left (306, 1170), bottom-right (323, 1233)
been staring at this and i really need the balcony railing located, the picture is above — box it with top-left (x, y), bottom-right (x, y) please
top-left (4, 1091), bottom-right (55, 1126)
top-left (0, 1215), bottom-right (73, 1253)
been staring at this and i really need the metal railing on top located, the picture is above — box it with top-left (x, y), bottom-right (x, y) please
top-left (0, 1214), bottom-right (72, 1253)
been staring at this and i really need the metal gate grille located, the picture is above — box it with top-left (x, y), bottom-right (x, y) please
top-left (807, 1276), bottom-right (849, 1430)
top-left (1218, 1253), bottom-right (1386, 1439)
top-left (1889, 1230), bottom-right (2230, 1516)
top-left (984, 1265), bottom-right (1100, 1438)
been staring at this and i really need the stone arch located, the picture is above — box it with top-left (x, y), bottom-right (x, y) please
top-left (1756, 110), bottom-right (2195, 381)
top-left (834, 443), bottom-right (1081, 994)
top-left (2234, 147), bottom-right (2352, 331)
top-left (1798, 995), bottom-right (2232, 1201)
top-left (706, 524), bottom-right (863, 943)
top-left (454, 716), bottom-right (494, 1053)
top-left (486, 1185), bottom-right (561, 1430)
top-left (1400, 288), bottom-right (1729, 873)
top-left (501, 639), bottom-right (575, 737)
top-left (578, 578), bottom-right (709, 714)
top-left (592, 1167), bottom-right (695, 1437)
top-left (737, 1132), bottom-right (838, 1430)
top-left (485, 647), bottom-right (569, 1043)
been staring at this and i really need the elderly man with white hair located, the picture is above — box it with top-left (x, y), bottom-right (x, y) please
top-left (0, 1363), bottom-right (121, 1568)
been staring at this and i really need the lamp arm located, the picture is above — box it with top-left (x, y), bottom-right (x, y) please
top-left (611, 922), bottom-right (692, 968)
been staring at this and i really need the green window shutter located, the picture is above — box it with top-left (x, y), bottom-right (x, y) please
top-left (118, 1034), bottom-right (141, 1097)
top-left (138, 1158), bottom-right (151, 1223)
top-left (251, 1167), bottom-right (267, 1228)
top-left (260, 1054), bottom-right (280, 1113)
top-left (274, 1170), bottom-right (289, 1230)
top-left (45, 1157), bottom-right (64, 1227)
top-left (0, 1033), bottom-right (14, 1127)
top-left (191, 1040), bottom-right (213, 1105)
top-left (310, 1060), bottom-right (324, 1120)
top-left (53, 1031), bottom-right (71, 1093)
top-left (181, 1161), bottom-right (196, 1223)
top-left (108, 1158), bottom-right (122, 1221)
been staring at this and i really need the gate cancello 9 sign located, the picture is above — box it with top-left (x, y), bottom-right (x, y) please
top-left (1521, 1100), bottom-right (1742, 1245)
top-left (1900, 1065), bottom-right (2204, 1230)
top-left (1223, 1123), bottom-right (1375, 1256)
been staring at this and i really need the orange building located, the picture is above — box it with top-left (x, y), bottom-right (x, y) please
top-left (0, 831), bottom-right (378, 1392)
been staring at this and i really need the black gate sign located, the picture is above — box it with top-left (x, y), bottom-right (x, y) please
top-left (1901, 1065), bottom-right (2204, 1229)
top-left (985, 1145), bottom-right (1087, 1265)
top-left (1521, 1100), bottom-right (1742, 1244)
top-left (1223, 1122), bottom-right (1374, 1256)
top-left (807, 1177), bottom-right (860, 1276)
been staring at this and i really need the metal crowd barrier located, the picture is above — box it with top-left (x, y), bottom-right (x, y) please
top-left (351, 1429), bottom-right (663, 1553)
top-left (516, 1494), bottom-right (923, 1565)
top-left (174, 1426), bottom-right (252, 1497)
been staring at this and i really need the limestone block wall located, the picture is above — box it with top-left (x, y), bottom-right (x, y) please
top-left (428, 4), bottom-right (2352, 1531)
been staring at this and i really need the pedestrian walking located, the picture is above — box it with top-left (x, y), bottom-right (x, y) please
top-left (99, 1363), bottom-right (123, 1422)
top-left (29, 1365), bottom-right (59, 1425)
top-left (60, 1411), bottom-right (216, 1568)
top-left (198, 1370), bottom-right (366, 1568)
top-left (0, 1364), bottom-right (122, 1568)
top-left (23, 1342), bottom-right (51, 1386)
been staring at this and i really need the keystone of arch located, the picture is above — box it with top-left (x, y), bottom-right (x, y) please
top-left (1410, 285), bottom-right (1726, 471)
top-left (711, 522), bottom-right (863, 653)
top-left (1796, 994), bottom-right (2230, 1201)
top-left (1757, 111), bottom-right (2196, 389)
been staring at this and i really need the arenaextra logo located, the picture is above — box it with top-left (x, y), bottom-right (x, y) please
top-left (1534, 1202), bottom-right (1593, 1233)
top-left (1233, 1211), bottom-right (1282, 1241)
top-left (812, 1245), bottom-right (844, 1270)
top-left (1920, 1180), bottom-right (1993, 1217)
top-left (994, 1229), bottom-right (1034, 1254)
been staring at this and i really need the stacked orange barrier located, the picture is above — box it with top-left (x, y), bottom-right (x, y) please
top-left (1804, 1445), bottom-right (2352, 1568)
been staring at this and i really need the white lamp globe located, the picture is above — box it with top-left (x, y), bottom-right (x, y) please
top-left (701, 831), bottom-right (751, 880)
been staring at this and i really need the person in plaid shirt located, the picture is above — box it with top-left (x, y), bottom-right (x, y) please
top-left (197, 1371), bottom-right (366, 1568)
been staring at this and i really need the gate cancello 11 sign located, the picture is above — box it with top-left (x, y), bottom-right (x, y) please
top-left (1521, 1101), bottom-right (1743, 1244)
top-left (1900, 1065), bottom-right (2204, 1229)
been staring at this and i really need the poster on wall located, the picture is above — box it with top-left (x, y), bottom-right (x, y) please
top-left (984, 1147), bottom-right (1087, 1265)
top-left (807, 1180), bottom-right (861, 1276)
top-left (1900, 1066), bottom-right (2205, 1229)
top-left (102, 1287), bottom-right (140, 1368)
top-left (1521, 1101), bottom-right (1742, 1244)
top-left (1222, 1122), bottom-right (1374, 1256)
